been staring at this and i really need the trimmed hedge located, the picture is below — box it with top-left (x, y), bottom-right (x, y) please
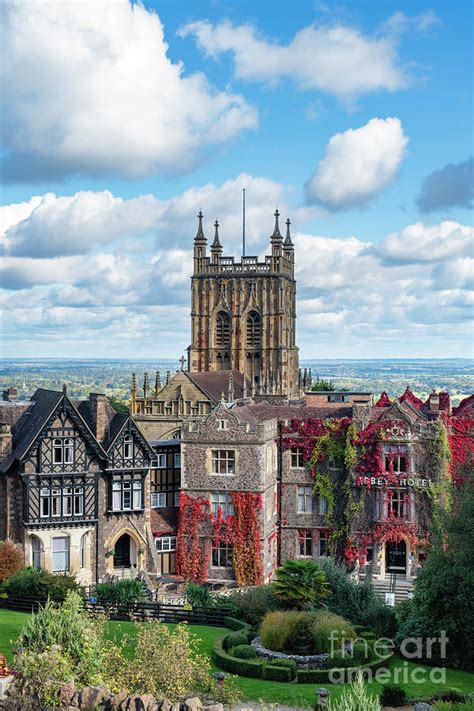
top-left (297, 653), bottom-right (393, 684)
top-left (233, 644), bottom-right (257, 660)
top-left (262, 664), bottom-right (293, 682)
top-left (212, 634), bottom-right (263, 678)
top-left (224, 631), bottom-right (249, 650)
top-left (223, 616), bottom-right (250, 631)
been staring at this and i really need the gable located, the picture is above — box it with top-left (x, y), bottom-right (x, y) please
top-left (107, 417), bottom-right (154, 469)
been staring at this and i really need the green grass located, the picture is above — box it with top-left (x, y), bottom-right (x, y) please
top-left (1, 610), bottom-right (474, 705)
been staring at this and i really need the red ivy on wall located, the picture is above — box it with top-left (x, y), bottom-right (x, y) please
top-left (373, 520), bottom-right (427, 551)
top-left (448, 411), bottom-right (474, 484)
top-left (176, 491), bottom-right (263, 586)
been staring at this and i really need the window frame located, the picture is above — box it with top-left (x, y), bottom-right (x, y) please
top-left (290, 447), bottom-right (304, 469)
top-left (155, 536), bottom-right (176, 552)
top-left (52, 535), bottom-right (70, 572)
top-left (123, 434), bottom-right (134, 461)
top-left (212, 541), bottom-right (233, 568)
top-left (151, 491), bottom-right (167, 509)
top-left (211, 449), bottom-right (235, 475)
top-left (211, 492), bottom-right (234, 518)
top-left (299, 531), bottom-right (313, 557)
top-left (157, 453), bottom-right (167, 469)
top-left (297, 485), bottom-right (313, 514)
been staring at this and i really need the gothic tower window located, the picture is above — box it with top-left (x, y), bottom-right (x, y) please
top-left (215, 311), bottom-right (231, 348)
top-left (246, 310), bottom-right (261, 348)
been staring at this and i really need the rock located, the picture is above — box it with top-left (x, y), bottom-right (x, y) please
top-left (184, 698), bottom-right (202, 711)
top-left (80, 685), bottom-right (109, 710)
top-left (414, 704), bottom-right (434, 711)
top-left (160, 699), bottom-right (172, 711)
top-left (109, 690), bottom-right (129, 709)
top-left (59, 681), bottom-right (76, 706)
top-left (170, 704), bottom-right (181, 711)
top-left (204, 705), bottom-right (224, 711)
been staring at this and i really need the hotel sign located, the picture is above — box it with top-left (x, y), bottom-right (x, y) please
top-left (355, 476), bottom-right (432, 488)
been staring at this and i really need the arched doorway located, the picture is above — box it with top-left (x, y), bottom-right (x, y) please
top-left (114, 533), bottom-right (137, 569)
top-left (385, 539), bottom-right (407, 575)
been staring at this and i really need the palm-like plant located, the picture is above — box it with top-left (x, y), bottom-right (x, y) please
top-left (273, 559), bottom-right (330, 609)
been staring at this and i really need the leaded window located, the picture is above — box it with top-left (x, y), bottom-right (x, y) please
top-left (211, 450), bottom-right (235, 475)
top-left (215, 311), bottom-right (231, 348)
top-left (246, 311), bottom-right (261, 348)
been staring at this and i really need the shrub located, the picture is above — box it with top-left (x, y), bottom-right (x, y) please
top-left (260, 610), bottom-right (301, 651)
top-left (311, 611), bottom-right (356, 654)
top-left (0, 542), bottom-right (24, 583)
top-left (14, 591), bottom-right (107, 708)
top-left (226, 585), bottom-right (281, 627)
top-left (318, 558), bottom-right (397, 638)
top-left (379, 684), bottom-right (407, 707)
top-left (131, 621), bottom-right (212, 702)
top-left (4, 567), bottom-right (79, 601)
top-left (224, 631), bottom-right (249, 651)
top-left (185, 582), bottom-right (214, 608)
top-left (273, 559), bottom-right (330, 609)
top-left (262, 663), bottom-right (292, 682)
top-left (269, 658), bottom-right (298, 676)
top-left (328, 672), bottom-right (381, 711)
top-left (433, 703), bottom-right (474, 711)
top-left (213, 635), bottom-right (263, 678)
top-left (95, 577), bottom-right (147, 604)
top-left (232, 644), bottom-right (257, 660)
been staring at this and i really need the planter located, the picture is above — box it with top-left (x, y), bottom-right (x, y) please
top-left (251, 636), bottom-right (330, 669)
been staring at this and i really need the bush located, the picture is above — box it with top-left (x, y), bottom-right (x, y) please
top-left (213, 635), bottom-right (263, 678)
top-left (318, 558), bottom-right (397, 638)
top-left (95, 577), bottom-right (147, 604)
top-left (262, 663), bottom-right (293, 682)
top-left (0, 542), bottom-right (24, 583)
top-left (260, 610), bottom-right (301, 651)
top-left (185, 582), bottom-right (214, 608)
top-left (433, 703), bottom-right (474, 711)
top-left (224, 631), bottom-right (249, 651)
top-left (379, 684), bottom-right (407, 707)
top-left (273, 559), bottom-right (330, 609)
top-left (4, 567), bottom-right (79, 601)
top-left (226, 585), bottom-right (281, 627)
top-left (232, 644), bottom-right (257, 660)
top-left (260, 609), bottom-right (354, 655)
top-left (328, 672), bottom-right (381, 710)
top-left (269, 657), bottom-right (298, 675)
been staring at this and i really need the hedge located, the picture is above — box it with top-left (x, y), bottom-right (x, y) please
top-left (224, 631), bottom-right (249, 651)
top-left (296, 653), bottom-right (393, 684)
top-left (262, 664), bottom-right (293, 682)
top-left (213, 634), bottom-right (263, 678)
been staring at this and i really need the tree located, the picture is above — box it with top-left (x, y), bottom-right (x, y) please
top-left (396, 468), bottom-right (474, 670)
top-left (273, 559), bottom-right (330, 609)
top-left (311, 377), bottom-right (336, 392)
top-left (107, 396), bottom-right (130, 414)
top-left (0, 541), bottom-right (24, 582)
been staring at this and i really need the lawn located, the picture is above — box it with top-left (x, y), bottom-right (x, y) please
top-left (2, 610), bottom-right (474, 706)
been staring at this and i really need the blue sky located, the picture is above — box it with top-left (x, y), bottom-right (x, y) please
top-left (1, 0), bottom-right (472, 359)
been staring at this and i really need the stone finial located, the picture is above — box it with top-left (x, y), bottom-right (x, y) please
top-left (143, 372), bottom-right (149, 398)
top-left (228, 371), bottom-right (234, 402)
top-left (284, 217), bottom-right (294, 247)
top-left (179, 355), bottom-right (186, 371)
top-left (271, 208), bottom-right (282, 240)
top-left (211, 219), bottom-right (222, 251)
top-left (194, 210), bottom-right (206, 242)
top-left (166, 370), bottom-right (171, 384)
top-left (155, 371), bottom-right (161, 394)
top-left (62, 383), bottom-right (67, 395)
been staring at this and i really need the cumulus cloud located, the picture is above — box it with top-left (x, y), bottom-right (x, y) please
top-left (377, 221), bottom-right (473, 265)
top-left (1, 184), bottom-right (472, 357)
top-left (179, 19), bottom-right (407, 101)
top-left (305, 117), bottom-right (408, 209)
top-left (0, 0), bottom-right (257, 181)
top-left (1, 176), bottom-right (292, 258)
top-left (416, 157), bottom-right (474, 212)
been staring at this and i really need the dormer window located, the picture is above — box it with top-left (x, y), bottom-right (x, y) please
top-left (123, 434), bottom-right (133, 460)
top-left (53, 437), bottom-right (74, 464)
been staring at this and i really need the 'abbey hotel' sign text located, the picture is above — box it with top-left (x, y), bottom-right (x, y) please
top-left (355, 476), bottom-right (432, 488)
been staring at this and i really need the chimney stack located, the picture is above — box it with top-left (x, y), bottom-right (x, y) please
top-left (0, 423), bottom-right (12, 457)
top-left (89, 393), bottom-right (108, 442)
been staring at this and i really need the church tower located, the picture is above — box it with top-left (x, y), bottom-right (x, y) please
top-left (187, 209), bottom-right (300, 398)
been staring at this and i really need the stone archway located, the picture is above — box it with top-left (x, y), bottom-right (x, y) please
top-left (111, 531), bottom-right (139, 570)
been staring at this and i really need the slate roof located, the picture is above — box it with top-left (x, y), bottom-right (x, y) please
top-left (233, 402), bottom-right (353, 425)
top-left (187, 369), bottom-right (249, 404)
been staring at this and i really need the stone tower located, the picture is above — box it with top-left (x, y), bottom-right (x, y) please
top-left (187, 209), bottom-right (300, 398)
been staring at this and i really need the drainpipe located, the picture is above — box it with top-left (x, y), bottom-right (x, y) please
top-left (277, 420), bottom-right (283, 567)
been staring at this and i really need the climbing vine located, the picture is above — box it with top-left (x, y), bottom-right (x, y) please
top-left (176, 492), bottom-right (263, 586)
top-left (448, 410), bottom-right (474, 484)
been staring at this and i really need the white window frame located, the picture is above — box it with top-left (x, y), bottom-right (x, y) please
top-left (291, 447), bottom-right (304, 469)
top-left (52, 437), bottom-right (74, 465)
top-left (151, 491), bottom-right (167, 508)
top-left (52, 536), bottom-right (70, 572)
top-left (299, 530), bottom-right (313, 557)
top-left (31, 536), bottom-right (42, 569)
top-left (211, 492), bottom-right (234, 518)
top-left (112, 480), bottom-right (142, 511)
top-left (218, 419), bottom-right (229, 431)
top-left (157, 453), bottom-right (167, 469)
top-left (211, 449), bottom-right (235, 475)
top-left (173, 490), bottom-right (180, 508)
top-left (123, 434), bottom-right (134, 460)
top-left (174, 452), bottom-right (181, 468)
top-left (297, 486), bottom-right (312, 513)
top-left (155, 536), bottom-right (176, 552)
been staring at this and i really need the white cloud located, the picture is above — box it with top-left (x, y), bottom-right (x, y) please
top-left (179, 18), bottom-right (409, 101)
top-left (2, 175), bottom-right (291, 258)
top-left (1, 0), bottom-right (257, 181)
top-left (377, 221), bottom-right (473, 265)
top-left (305, 117), bottom-right (408, 209)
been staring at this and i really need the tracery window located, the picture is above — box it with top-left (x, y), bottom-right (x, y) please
top-left (215, 311), bottom-right (231, 348)
top-left (246, 311), bottom-right (261, 348)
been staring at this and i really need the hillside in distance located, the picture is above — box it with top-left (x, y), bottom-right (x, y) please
top-left (0, 358), bottom-right (472, 407)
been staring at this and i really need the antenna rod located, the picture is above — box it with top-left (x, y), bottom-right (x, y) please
top-left (242, 188), bottom-right (246, 257)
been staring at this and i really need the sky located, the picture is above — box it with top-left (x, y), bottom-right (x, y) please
top-left (0, 0), bottom-right (473, 360)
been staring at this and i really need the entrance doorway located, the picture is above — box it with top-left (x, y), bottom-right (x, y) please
top-left (114, 533), bottom-right (136, 569)
top-left (385, 540), bottom-right (407, 574)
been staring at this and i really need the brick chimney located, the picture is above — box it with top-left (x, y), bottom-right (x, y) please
top-left (429, 389), bottom-right (440, 412)
top-left (0, 423), bottom-right (12, 457)
top-left (89, 393), bottom-right (108, 442)
top-left (2, 388), bottom-right (18, 402)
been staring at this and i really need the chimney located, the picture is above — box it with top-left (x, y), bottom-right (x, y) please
top-left (89, 393), bottom-right (107, 442)
top-left (429, 389), bottom-right (440, 411)
top-left (2, 388), bottom-right (18, 402)
top-left (0, 423), bottom-right (12, 457)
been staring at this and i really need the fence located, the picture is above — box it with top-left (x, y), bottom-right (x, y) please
top-left (0, 596), bottom-right (231, 626)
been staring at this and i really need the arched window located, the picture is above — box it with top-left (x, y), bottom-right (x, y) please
top-left (215, 311), bottom-right (231, 348)
top-left (53, 438), bottom-right (63, 464)
top-left (53, 437), bottom-right (74, 464)
top-left (31, 536), bottom-right (42, 569)
top-left (64, 438), bottom-right (74, 464)
top-left (80, 532), bottom-right (88, 568)
top-left (246, 311), bottom-right (261, 348)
